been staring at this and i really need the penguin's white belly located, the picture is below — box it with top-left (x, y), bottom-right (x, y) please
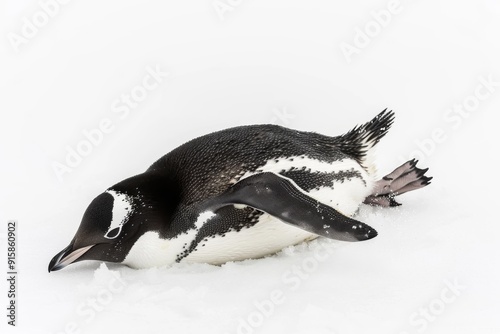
top-left (183, 214), bottom-right (317, 265)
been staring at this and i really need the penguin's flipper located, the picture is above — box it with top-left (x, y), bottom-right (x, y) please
top-left (202, 172), bottom-right (377, 242)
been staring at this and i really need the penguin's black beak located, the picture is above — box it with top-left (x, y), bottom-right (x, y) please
top-left (48, 243), bottom-right (95, 273)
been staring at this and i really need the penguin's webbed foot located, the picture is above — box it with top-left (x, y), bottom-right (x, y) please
top-left (364, 159), bottom-right (432, 208)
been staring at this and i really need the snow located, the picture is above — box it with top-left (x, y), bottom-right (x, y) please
top-left (1, 0), bottom-right (500, 333)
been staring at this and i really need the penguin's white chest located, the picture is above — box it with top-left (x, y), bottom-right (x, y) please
top-left (183, 214), bottom-right (317, 264)
top-left (122, 156), bottom-right (373, 269)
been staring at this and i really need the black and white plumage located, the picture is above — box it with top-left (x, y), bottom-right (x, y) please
top-left (48, 110), bottom-right (432, 271)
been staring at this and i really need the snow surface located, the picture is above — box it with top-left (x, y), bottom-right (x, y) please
top-left (1, 0), bottom-right (500, 333)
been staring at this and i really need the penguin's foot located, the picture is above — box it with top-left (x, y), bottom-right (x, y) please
top-left (364, 159), bottom-right (432, 207)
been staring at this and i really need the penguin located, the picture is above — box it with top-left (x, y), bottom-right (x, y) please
top-left (48, 109), bottom-right (432, 272)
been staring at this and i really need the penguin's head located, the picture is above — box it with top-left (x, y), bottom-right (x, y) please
top-left (49, 173), bottom-right (174, 272)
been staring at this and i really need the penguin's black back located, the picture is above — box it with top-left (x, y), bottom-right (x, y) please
top-left (147, 124), bottom-right (349, 204)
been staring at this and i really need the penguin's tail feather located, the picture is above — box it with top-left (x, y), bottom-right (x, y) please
top-left (333, 109), bottom-right (395, 175)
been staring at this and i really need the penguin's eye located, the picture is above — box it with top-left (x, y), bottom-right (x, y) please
top-left (104, 227), bottom-right (122, 239)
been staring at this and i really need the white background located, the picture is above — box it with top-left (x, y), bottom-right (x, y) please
top-left (1, 0), bottom-right (500, 333)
